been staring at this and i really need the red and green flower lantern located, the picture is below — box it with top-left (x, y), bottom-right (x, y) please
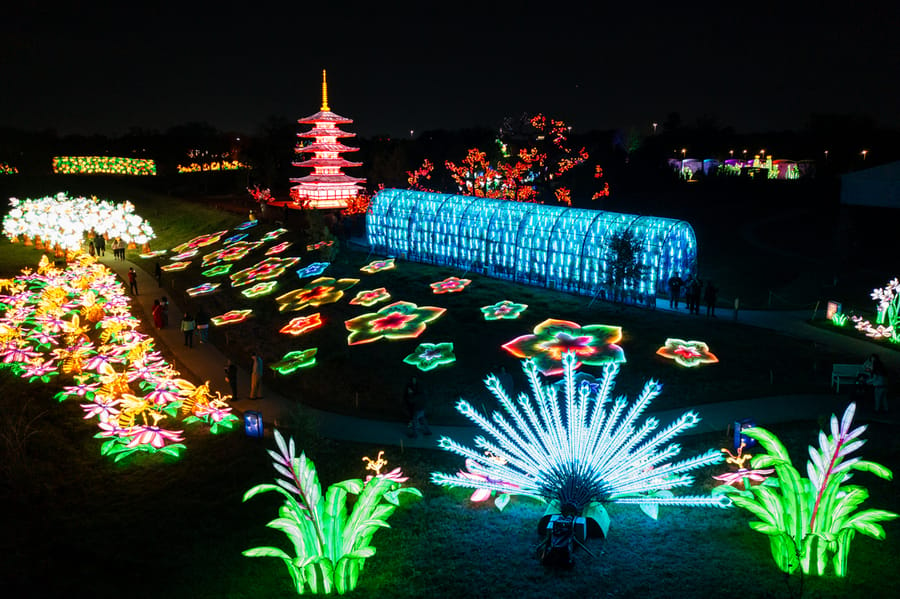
top-left (501, 318), bottom-right (626, 375)
top-left (345, 301), bottom-right (446, 345)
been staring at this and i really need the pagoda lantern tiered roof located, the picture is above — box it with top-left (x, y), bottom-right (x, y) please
top-left (288, 70), bottom-right (365, 210)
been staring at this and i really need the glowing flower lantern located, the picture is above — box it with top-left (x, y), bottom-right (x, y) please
top-left (170, 249), bottom-right (199, 260)
top-left (234, 220), bottom-right (258, 231)
top-left (711, 443), bottom-right (773, 490)
top-left (202, 264), bottom-right (233, 277)
top-left (403, 342), bottom-right (456, 371)
top-left (242, 281), bottom-right (279, 298)
top-left (480, 300), bottom-right (528, 320)
top-left (186, 282), bottom-right (220, 297)
top-left (656, 338), bottom-right (719, 368)
top-left (501, 318), bottom-right (625, 375)
top-left (170, 230), bottom-right (227, 254)
top-left (160, 261), bottom-right (192, 272)
top-left (276, 277), bottom-right (359, 312)
top-left (139, 250), bottom-right (168, 259)
top-left (344, 301), bottom-right (446, 345)
top-left (296, 262), bottom-right (330, 278)
top-left (360, 258), bottom-right (395, 274)
top-left (265, 241), bottom-right (292, 255)
top-left (307, 240), bottom-right (334, 251)
top-left (223, 233), bottom-right (248, 245)
top-left (211, 310), bottom-right (253, 326)
top-left (430, 276), bottom-right (471, 294)
top-left (270, 348), bottom-right (318, 375)
top-left (230, 257), bottom-right (301, 287)
top-left (280, 313), bottom-right (324, 336)
top-left (202, 241), bottom-right (264, 267)
top-left (260, 228), bottom-right (289, 242)
top-left (349, 287), bottom-right (391, 307)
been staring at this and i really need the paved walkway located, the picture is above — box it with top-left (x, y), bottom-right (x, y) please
top-left (98, 253), bottom-right (894, 449)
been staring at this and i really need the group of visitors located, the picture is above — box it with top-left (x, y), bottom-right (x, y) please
top-left (111, 238), bottom-right (126, 260)
top-left (221, 350), bottom-right (264, 402)
top-left (667, 272), bottom-right (718, 317)
top-left (86, 234), bottom-right (107, 257)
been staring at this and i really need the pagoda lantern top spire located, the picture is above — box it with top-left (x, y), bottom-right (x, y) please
top-left (320, 69), bottom-right (330, 112)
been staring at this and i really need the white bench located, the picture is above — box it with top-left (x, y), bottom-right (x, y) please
top-left (832, 364), bottom-right (865, 393)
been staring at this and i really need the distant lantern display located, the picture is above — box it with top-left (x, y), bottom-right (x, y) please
top-left (367, 189), bottom-right (697, 298)
top-left (288, 70), bottom-right (366, 210)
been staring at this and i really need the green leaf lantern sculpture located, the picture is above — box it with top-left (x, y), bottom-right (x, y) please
top-left (243, 430), bottom-right (422, 594)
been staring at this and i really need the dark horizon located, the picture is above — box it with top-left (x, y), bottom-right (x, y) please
top-left (3, 2), bottom-right (898, 140)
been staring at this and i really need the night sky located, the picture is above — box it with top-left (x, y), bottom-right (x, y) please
top-left (3, 1), bottom-right (897, 138)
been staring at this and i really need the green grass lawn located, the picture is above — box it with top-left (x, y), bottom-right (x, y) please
top-left (1, 178), bottom-right (897, 598)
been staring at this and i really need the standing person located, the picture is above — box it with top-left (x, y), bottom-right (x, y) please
top-left (704, 280), bottom-right (719, 317)
top-left (250, 351), bottom-right (264, 400)
top-left (112, 238), bottom-right (120, 260)
top-left (667, 272), bottom-right (684, 309)
top-left (161, 296), bottom-right (169, 327)
top-left (181, 312), bottom-right (196, 348)
top-left (128, 267), bottom-right (138, 295)
top-left (155, 261), bottom-right (162, 288)
top-left (403, 375), bottom-right (431, 438)
top-left (225, 359), bottom-right (238, 401)
top-left (151, 299), bottom-right (164, 329)
top-left (88, 241), bottom-right (95, 257)
top-left (96, 234), bottom-right (105, 257)
top-left (689, 275), bottom-right (703, 315)
top-left (868, 354), bottom-right (889, 413)
top-left (195, 307), bottom-right (210, 343)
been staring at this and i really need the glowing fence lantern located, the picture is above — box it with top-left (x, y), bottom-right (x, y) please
top-left (430, 276), bottom-right (471, 294)
top-left (244, 410), bottom-right (264, 438)
top-left (52, 156), bottom-right (157, 175)
top-left (345, 301), bottom-right (446, 345)
top-left (265, 241), bottom-right (292, 255)
top-left (270, 348), bottom-right (318, 375)
top-left (403, 342), bottom-right (456, 371)
top-left (296, 262), bottom-right (330, 278)
top-left (242, 281), bottom-right (279, 298)
top-left (280, 313), bottom-right (323, 336)
top-left (480, 300), bottom-right (527, 320)
top-left (349, 287), bottom-right (391, 307)
top-left (655, 338), bottom-right (719, 368)
top-left (360, 258), bottom-right (395, 274)
top-left (501, 318), bottom-right (625, 376)
top-left (161, 261), bottom-right (192, 272)
top-left (367, 189), bottom-right (697, 299)
top-left (276, 277), bottom-right (358, 312)
top-left (186, 282), bottom-right (220, 297)
top-left (211, 310), bottom-right (252, 326)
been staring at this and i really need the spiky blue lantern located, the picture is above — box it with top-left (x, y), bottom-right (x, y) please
top-left (432, 352), bottom-right (730, 533)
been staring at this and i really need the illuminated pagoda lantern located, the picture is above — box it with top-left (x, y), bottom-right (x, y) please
top-left (288, 70), bottom-right (365, 210)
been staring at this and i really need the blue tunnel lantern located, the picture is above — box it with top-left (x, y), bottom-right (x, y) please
top-left (366, 189), bottom-right (697, 299)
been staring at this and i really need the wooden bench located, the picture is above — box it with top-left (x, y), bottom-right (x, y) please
top-left (832, 364), bottom-right (865, 393)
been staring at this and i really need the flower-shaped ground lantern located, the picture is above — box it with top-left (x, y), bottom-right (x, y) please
top-left (202, 241), bottom-right (264, 267)
top-left (241, 281), bottom-right (279, 299)
top-left (404, 342), bottom-right (456, 371)
top-left (276, 277), bottom-right (359, 312)
top-left (501, 318), bottom-right (625, 375)
top-left (349, 288), bottom-right (391, 307)
top-left (270, 348), bottom-right (317, 375)
top-left (296, 262), bottom-right (330, 278)
top-left (171, 230), bottom-right (228, 254)
top-left (260, 228), bottom-right (288, 242)
top-left (480, 300), bottom-right (528, 320)
top-left (186, 282), bottom-right (220, 297)
top-left (306, 240), bottom-right (334, 251)
top-left (160, 261), bottom-right (192, 272)
top-left (230, 257), bottom-right (300, 288)
top-left (656, 338), bottom-right (719, 368)
top-left (279, 313), bottom-right (323, 336)
top-left (430, 276), bottom-right (471, 294)
top-left (202, 264), bottom-right (233, 278)
top-left (345, 301), bottom-right (446, 345)
top-left (265, 241), bottom-right (292, 256)
top-left (360, 258), bottom-right (395, 274)
top-left (210, 310), bottom-right (252, 326)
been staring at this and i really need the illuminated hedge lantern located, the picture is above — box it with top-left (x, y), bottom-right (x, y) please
top-left (367, 189), bottom-right (697, 298)
top-left (244, 411), bottom-right (264, 438)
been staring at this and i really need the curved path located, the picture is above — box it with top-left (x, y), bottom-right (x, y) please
top-left (100, 254), bottom-right (895, 449)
